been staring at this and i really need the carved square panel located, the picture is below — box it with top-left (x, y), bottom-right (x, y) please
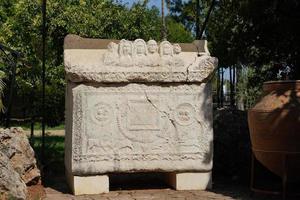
top-left (127, 99), bottom-right (160, 131)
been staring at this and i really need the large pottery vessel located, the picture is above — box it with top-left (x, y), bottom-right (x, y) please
top-left (248, 80), bottom-right (300, 179)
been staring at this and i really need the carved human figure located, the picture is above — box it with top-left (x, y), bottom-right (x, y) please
top-left (119, 39), bottom-right (133, 67)
top-left (103, 42), bottom-right (119, 66)
top-left (134, 39), bottom-right (148, 67)
top-left (147, 40), bottom-right (160, 67)
top-left (173, 43), bottom-right (184, 67)
top-left (160, 41), bottom-right (174, 67)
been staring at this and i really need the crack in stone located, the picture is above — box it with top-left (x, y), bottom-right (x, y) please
top-left (186, 56), bottom-right (197, 82)
top-left (143, 91), bottom-right (177, 129)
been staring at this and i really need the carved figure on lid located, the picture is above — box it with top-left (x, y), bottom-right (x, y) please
top-left (103, 42), bottom-right (119, 66)
top-left (134, 39), bottom-right (148, 67)
top-left (160, 41), bottom-right (174, 67)
top-left (173, 43), bottom-right (184, 67)
top-left (147, 40), bottom-right (160, 67)
top-left (119, 39), bottom-right (133, 67)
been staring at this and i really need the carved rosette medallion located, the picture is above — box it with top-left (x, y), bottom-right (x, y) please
top-left (174, 103), bottom-right (196, 126)
top-left (90, 102), bottom-right (113, 126)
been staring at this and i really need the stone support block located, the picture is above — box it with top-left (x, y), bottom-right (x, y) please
top-left (166, 172), bottom-right (212, 190)
top-left (66, 170), bottom-right (109, 195)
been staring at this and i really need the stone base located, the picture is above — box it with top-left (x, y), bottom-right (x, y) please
top-left (66, 171), bottom-right (109, 195)
top-left (166, 172), bottom-right (212, 190)
top-left (66, 171), bottom-right (212, 195)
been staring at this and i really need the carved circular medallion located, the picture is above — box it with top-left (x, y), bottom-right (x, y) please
top-left (91, 103), bottom-right (113, 125)
top-left (174, 103), bottom-right (196, 126)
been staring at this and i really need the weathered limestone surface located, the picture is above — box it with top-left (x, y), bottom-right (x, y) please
top-left (64, 35), bottom-right (217, 194)
top-left (66, 173), bottom-right (109, 195)
top-left (64, 36), bottom-right (217, 83)
top-left (166, 172), bottom-right (212, 190)
top-left (66, 83), bottom-right (213, 174)
top-left (0, 127), bottom-right (41, 200)
top-left (0, 151), bottom-right (27, 200)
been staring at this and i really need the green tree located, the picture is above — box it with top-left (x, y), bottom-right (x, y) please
top-left (207, 0), bottom-right (300, 78)
top-left (169, 0), bottom-right (211, 34)
top-left (170, 0), bottom-right (300, 107)
top-left (167, 17), bottom-right (194, 43)
top-left (0, 0), bottom-right (193, 126)
top-left (0, 70), bottom-right (5, 112)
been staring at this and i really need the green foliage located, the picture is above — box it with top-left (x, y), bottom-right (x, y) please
top-left (166, 17), bottom-right (194, 43)
top-left (169, 0), bottom-right (211, 33)
top-left (0, 0), bottom-right (194, 126)
top-left (170, 0), bottom-right (300, 107)
top-left (207, 0), bottom-right (300, 78)
top-left (0, 70), bottom-right (5, 112)
top-left (32, 135), bottom-right (64, 175)
top-left (236, 64), bottom-right (279, 109)
top-left (46, 0), bottom-right (162, 41)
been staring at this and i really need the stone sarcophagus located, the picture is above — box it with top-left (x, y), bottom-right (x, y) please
top-left (64, 35), bottom-right (218, 195)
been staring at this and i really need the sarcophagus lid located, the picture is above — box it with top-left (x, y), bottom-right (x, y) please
top-left (64, 35), bottom-right (218, 83)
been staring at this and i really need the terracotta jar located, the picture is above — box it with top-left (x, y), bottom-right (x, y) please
top-left (248, 80), bottom-right (300, 179)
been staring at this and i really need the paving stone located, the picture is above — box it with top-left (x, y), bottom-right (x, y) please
top-left (89, 196), bottom-right (109, 200)
top-left (132, 193), bottom-right (153, 199)
top-left (152, 198), bottom-right (167, 200)
top-left (100, 192), bottom-right (119, 197)
top-left (45, 183), bottom-right (288, 200)
top-left (45, 194), bottom-right (74, 200)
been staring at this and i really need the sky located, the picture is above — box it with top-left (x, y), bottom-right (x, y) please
top-left (120, 0), bottom-right (167, 14)
top-left (120, 0), bottom-right (232, 81)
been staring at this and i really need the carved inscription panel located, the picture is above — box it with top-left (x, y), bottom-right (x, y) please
top-left (127, 99), bottom-right (160, 131)
top-left (70, 83), bottom-right (213, 174)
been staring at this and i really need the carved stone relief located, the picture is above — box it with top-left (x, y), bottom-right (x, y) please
top-left (147, 40), bottom-right (160, 67)
top-left (64, 36), bottom-right (216, 175)
top-left (70, 84), bottom-right (212, 173)
top-left (102, 39), bottom-right (185, 68)
top-left (64, 37), bottom-right (218, 83)
top-left (90, 102), bottom-right (113, 126)
top-left (174, 103), bottom-right (196, 126)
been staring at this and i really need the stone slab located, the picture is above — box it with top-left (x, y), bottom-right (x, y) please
top-left (166, 172), bottom-right (212, 190)
top-left (65, 83), bottom-right (213, 175)
top-left (66, 169), bottom-right (109, 195)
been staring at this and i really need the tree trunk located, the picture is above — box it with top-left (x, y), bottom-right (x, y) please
top-left (220, 67), bottom-right (224, 107)
top-left (161, 0), bottom-right (166, 40)
top-left (217, 66), bottom-right (220, 107)
top-left (236, 66), bottom-right (244, 110)
top-left (295, 58), bottom-right (300, 80)
top-left (229, 66), bottom-right (235, 108)
top-left (233, 65), bottom-right (236, 105)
